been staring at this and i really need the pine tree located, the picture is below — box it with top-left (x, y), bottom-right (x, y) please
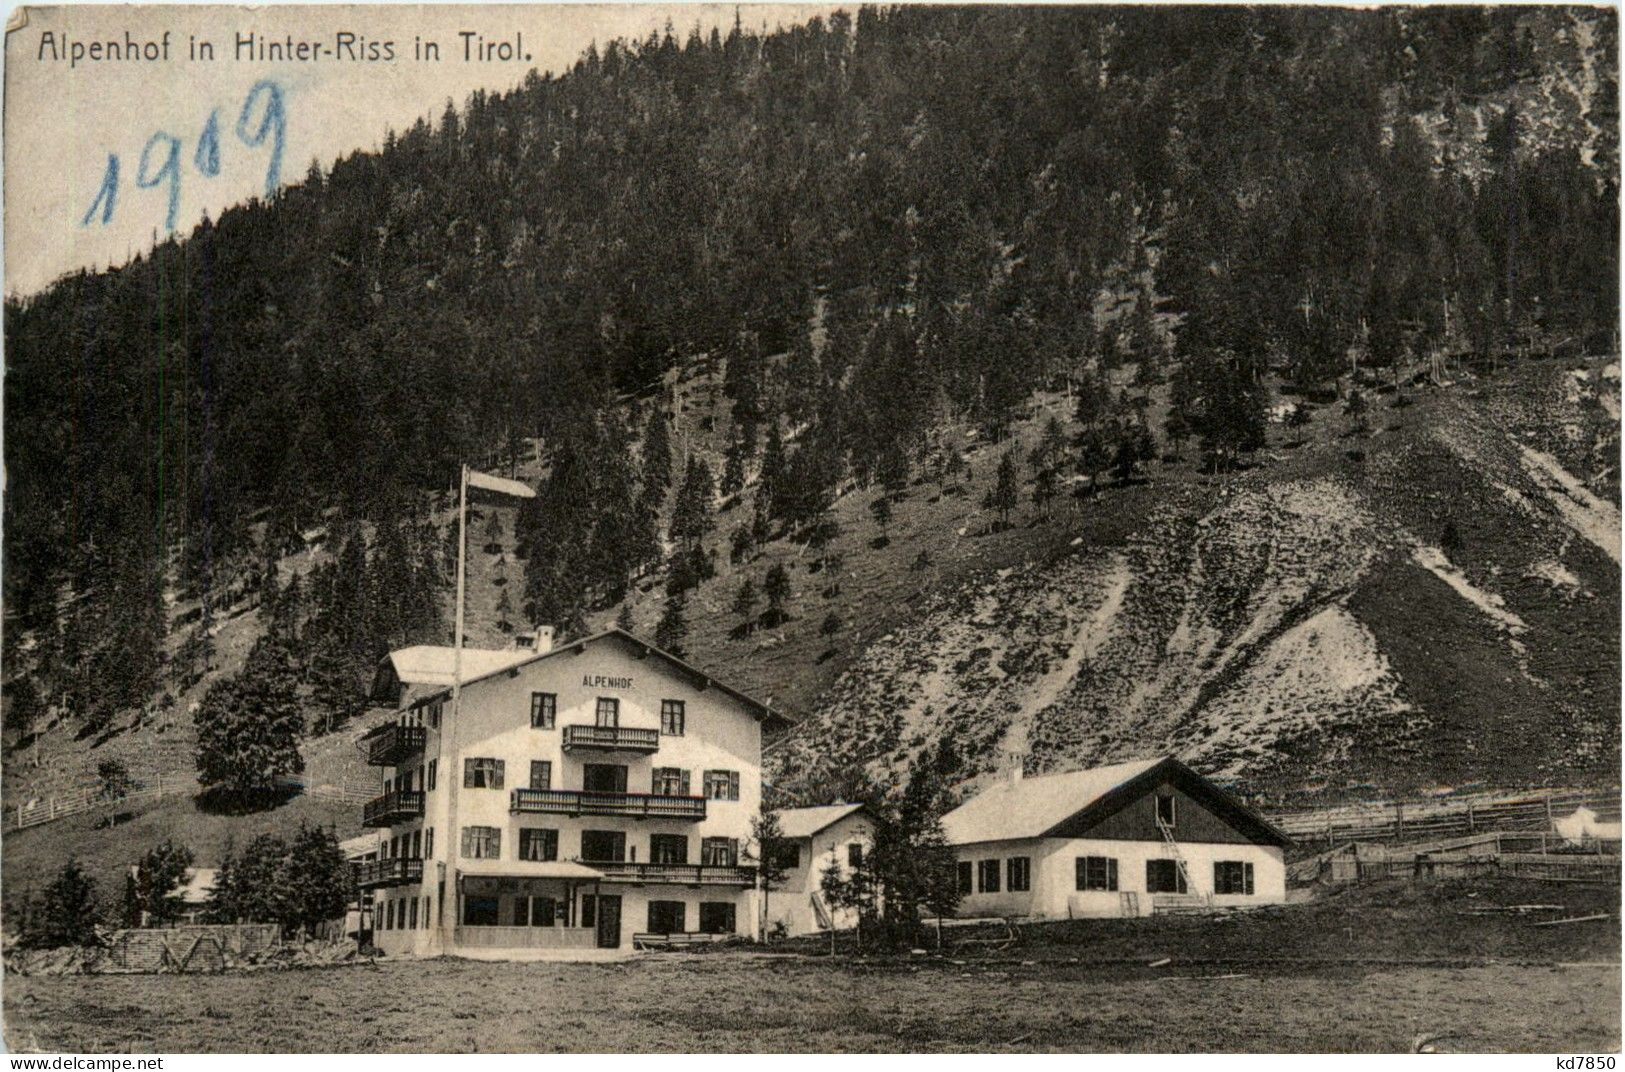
top-left (640, 406), bottom-right (674, 495)
top-left (986, 450), bottom-right (1019, 528)
top-left (732, 578), bottom-right (758, 632)
top-left (615, 603), bottom-right (635, 631)
top-left (284, 823), bottom-right (351, 937)
top-left (654, 592), bottom-right (689, 656)
top-left (22, 859), bottom-right (101, 948)
top-left (194, 639), bottom-right (306, 803)
top-left (131, 839), bottom-right (194, 926)
top-left (763, 564), bottom-right (792, 626)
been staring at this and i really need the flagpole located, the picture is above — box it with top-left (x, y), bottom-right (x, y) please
top-left (453, 463), bottom-right (467, 708)
top-left (443, 462), bottom-right (468, 950)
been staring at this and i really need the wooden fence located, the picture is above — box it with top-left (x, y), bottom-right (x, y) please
top-left (6, 774), bottom-right (375, 832)
top-left (1267, 787), bottom-right (1621, 849)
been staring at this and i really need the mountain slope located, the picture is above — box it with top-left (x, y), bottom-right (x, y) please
top-left (767, 357), bottom-right (1620, 805)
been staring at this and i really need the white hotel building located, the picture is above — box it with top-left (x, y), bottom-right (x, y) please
top-left (355, 627), bottom-right (789, 956)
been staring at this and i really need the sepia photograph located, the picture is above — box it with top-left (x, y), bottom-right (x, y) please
top-left (0, 0), bottom-right (1619, 1055)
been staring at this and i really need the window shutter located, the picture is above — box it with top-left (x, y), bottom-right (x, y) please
top-left (1108, 858), bottom-right (1118, 891)
top-left (680, 770), bottom-right (691, 796)
top-left (1245, 862), bottom-right (1254, 895)
top-left (463, 761), bottom-right (475, 789)
top-left (460, 828), bottom-right (471, 857)
top-left (493, 760), bottom-right (505, 789)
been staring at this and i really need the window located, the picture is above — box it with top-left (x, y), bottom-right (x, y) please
top-left (1007, 857), bottom-right (1031, 892)
top-left (424, 828), bottom-right (434, 859)
top-left (1214, 861), bottom-right (1255, 895)
top-left (583, 764), bottom-right (628, 793)
top-left (408, 897), bottom-right (419, 929)
top-left (460, 826), bottom-right (501, 859)
top-left (595, 697), bottom-right (620, 727)
top-left (525, 896), bottom-right (558, 927)
top-left (384, 900), bottom-right (393, 931)
top-left (462, 896), bottom-right (499, 926)
top-left (1076, 856), bottom-right (1119, 891)
top-left (766, 840), bottom-right (800, 871)
top-left (701, 837), bottom-right (739, 867)
top-left (530, 760), bottom-right (552, 791)
top-left (957, 861), bottom-right (973, 895)
top-left (1146, 859), bottom-right (1187, 894)
top-left (650, 834), bottom-right (688, 864)
top-left (648, 900), bottom-right (686, 934)
top-left (651, 767), bottom-right (690, 797)
top-left (463, 758), bottom-right (504, 789)
top-left (847, 843), bottom-right (864, 869)
top-left (427, 759), bottom-right (437, 791)
top-left (410, 830), bottom-right (422, 858)
top-left (530, 692), bottom-right (557, 729)
top-left (660, 700), bottom-right (686, 736)
top-left (581, 830), bottom-right (626, 862)
top-left (519, 828), bottom-right (559, 862)
top-left (699, 902), bottom-right (736, 934)
top-left (423, 896), bottom-right (431, 929)
top-left (1156, 794), bottom-right (1177, 827)
top-left (704, 770), bottom-right (740, 801)
top-left (977, 859), bottom-right (1001, 893)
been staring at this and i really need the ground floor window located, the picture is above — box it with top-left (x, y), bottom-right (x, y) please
top-left (957, 861), bottom-right (973, 894)
top-left (1146, 859), bottom-right (1187, 894)
top-left (580, 895), bottom-right (596, 929)
top-left (1214, 860), bottom-right (1255, 895)
top-left (699, 901), bottom-right (736, 934)
top-left (408, 897), bottom-right (419, 929)
top-left (423, 896), bottom-right (432, 928)
top-left (648, 900), bottom-right (687, 934)
top-left (463, 896), bottom-right (500, 926)
top-left (1076, 856), bottom-right (1118, 891)
top-left (514, 894), bottom-right (558, 926)
top-left (1007, 857), bottom-right (1031, 892)
top-left (977, 859), bottom-right (1001, 893)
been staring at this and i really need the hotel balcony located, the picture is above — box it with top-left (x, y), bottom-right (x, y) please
top-left (362, 789), bottom-right (426, 827)
top-left (590, 861), bottom-right (755, 887)
top-left (509, 788), bottom-right (706, 822)
top-left (353, 857), bottom-right (424, 889)
top-left (364, 724), bottom-right (426, 767)
top-left (561, 725), bottom-right (661, 755)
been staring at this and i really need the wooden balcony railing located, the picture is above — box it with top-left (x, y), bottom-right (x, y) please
top-left (365, 724), bottom-right (426, 767)
top-left (589, 860), bottom-right (755, 886)
top-left (561, 725), bottom-right (661, 754)
top-left (353, 857), bottom-right (424, 889)
top-left (509, 788), bottom-right (706, 821)
top-left (362, 789), bottom-right (425, 827)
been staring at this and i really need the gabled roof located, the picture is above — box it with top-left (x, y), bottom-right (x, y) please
top-left (381, 645), bottom-right (537, 687)
top-left (941, 756), bottom-right (1291, 848)
top-left (382, 628), bottom-right (794, 731)
top-left (775, 803), bottom-right (869, 840)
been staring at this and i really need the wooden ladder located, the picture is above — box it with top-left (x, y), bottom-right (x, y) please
top-left (1156, 817), bottom-right (1202, 900)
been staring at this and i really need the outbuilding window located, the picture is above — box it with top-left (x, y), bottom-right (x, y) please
top-left (1076, 856), bottom-right (1118, 891)
top-left (1214, 860), bottom-right (1255, 895)
top-left (1006, 857), bottom-right (1031, 892)
top-left (977, 859), bottom-right (1001, 893)
top-left (1145, 859), bottom-right (1188, 894)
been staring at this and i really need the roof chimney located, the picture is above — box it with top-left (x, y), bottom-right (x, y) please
top-left (1006, 752), bottom-right (1027, 785)
top-left (533, 625), bottom-right (554, 654)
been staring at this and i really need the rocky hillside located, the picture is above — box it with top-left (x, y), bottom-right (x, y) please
top-left (768, 356), bottom-right (1621, 806)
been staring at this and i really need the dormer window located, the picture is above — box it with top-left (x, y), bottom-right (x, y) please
top-left (1156, 794), bottom-right (1177, 827)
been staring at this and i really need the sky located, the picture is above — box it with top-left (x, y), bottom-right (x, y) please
top-left (3, 3), bottom-right (840, 297)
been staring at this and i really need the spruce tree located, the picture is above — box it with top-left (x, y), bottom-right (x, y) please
top-left (654, 593), bottom-right (689, 656)
top-left (194, 639), bottom-right (306, 803)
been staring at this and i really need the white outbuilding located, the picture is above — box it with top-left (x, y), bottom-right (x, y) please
top-left (943, 756), bottom-right (1291, 918)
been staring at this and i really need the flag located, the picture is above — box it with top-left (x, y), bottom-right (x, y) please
top-left (467, 468), bottom-right (536, 499)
